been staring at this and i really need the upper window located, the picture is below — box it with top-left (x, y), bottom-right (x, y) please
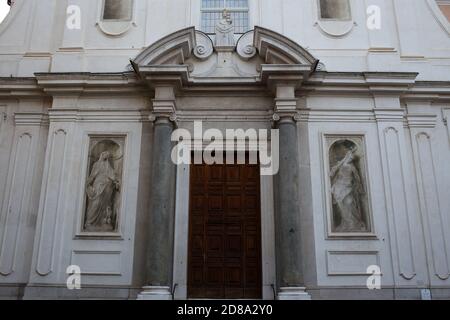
top-left (102, 0), bottom-right (133, 21)
top-left (319, 0), bottom-right (352, 21)
top-left (201, 0), bottom-right (249, 34)
top-left (437, 0), bottom-right (450, 22)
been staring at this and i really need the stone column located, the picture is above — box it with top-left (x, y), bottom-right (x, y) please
top-left (138, 86), bottom-right (177, 300)
top-left (273, 84), bottom-right (311, 300)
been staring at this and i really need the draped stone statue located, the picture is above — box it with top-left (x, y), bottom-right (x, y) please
top-left (84, 150), bottom-right (121, 232)
top-left (329, 147), bottom-right (367, 232)
top-left (215, 9), bottom-right (235, 47)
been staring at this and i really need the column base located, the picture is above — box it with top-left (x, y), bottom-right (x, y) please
top-left (277, 287), bottom-right (311, 300)
top-left (137, 286), bottom-right (172, 300)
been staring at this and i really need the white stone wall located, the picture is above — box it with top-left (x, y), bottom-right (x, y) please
top-left (0, 0), bottom-right (449, 79)
top-left (302, 96), bottom-right (450, 298)
top-left (0, 98), bottom-right (48, 287)
top-left (0, 0), bottom-right (449, 299)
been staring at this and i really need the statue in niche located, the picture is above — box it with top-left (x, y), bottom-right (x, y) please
top-left (329, 139), bottom-right (369, 233)
top-left (215, 9), bottom-right (235, 47)
top-left (83, 138), bottom-right (123, 233)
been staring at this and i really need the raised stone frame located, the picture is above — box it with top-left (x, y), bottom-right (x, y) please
top-left (322, 133), bottom-right (375, 239)
top-left (314, 0), bottom-right (356, 38)
top-left (77, 135), bottom-right (126, 238)
top-left (96, 0), bottom-right (136, 36)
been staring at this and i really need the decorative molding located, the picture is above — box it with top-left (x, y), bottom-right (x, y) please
top-left (406, 114), bottom-right (438, 128)
top-left (35, 72), bottom-right (147, 97)
top-left (2, 72), bottom-right (448, 100)
top-left (95, 0), bottom-right (137, 37)
top-left (326, 251), bottom-right (380, 276)
top-left (300, 110), bottom-right (377, 123)
top-left (14, 113), bottom-right (49, 127)
top-left (71, 250), bottom-right (122, 276)
top-left (48, 109), bottom-right (150, 123)
top-left (36, 129), bottom-right (68, 276)
top-left (0, 78), bottom-right (45, 98)
top-left (134, 27), bottom-right (196, 66)
top-left (373, 109), bottom-right (405, 122)
top-left (314, 0), bottom-right (356, 39)
top-left (0, 132), bottom-right (33, 276)
top-left (175, 110), bottom-right (272, 123)
top-left (236, 30), bottom-right (257, 60)
top-left (133, 25), bottom-right (318, 87)
top-left (381, 127), bottom-right (416, 280)
top-left (413, 131), bottom-right (450, 281)
top-left (253, 26), bottom-right (318, 66)
top-left (193, 31), bottom-right (214, 60)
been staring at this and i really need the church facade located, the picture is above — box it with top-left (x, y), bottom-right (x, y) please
top-left (0, 0), bottom-right (450, 300)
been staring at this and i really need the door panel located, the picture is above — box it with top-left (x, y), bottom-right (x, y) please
top-left (188, 157), bottom-right (262, 299)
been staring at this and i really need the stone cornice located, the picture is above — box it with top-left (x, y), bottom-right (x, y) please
top-left (14, 112), bottom-right (49, 126)
top-left (48, 108), bottom-right (151, 123)
top-left (34, 72), bottom-right (149, 96)
top-left (0, 72), bottom-right (449, 102)
top-left (406, 113), bottom-right (438, 128)
top-left (303, 71), bottom-right (419, 96)
top-left (137, 65), bottom-right (190, 89)
top-left (0, 77), bottom-right (44, 98)
top-left (403, 81), bottom-right (450, 102)
top-left (373, 108), bottom-right (406, 122)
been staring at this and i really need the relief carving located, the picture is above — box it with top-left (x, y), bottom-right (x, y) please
top-left (83, 137), bottom-right (124, 233)
top-left (327, 137), bottom-right (372, 234)
top-left (215, 10), bottom-right (235, 47)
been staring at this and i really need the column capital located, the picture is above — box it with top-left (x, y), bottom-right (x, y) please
top-left (272, 112), bottom-right (301, 124)
top-left (273, 82), bottom-right (299, 121)
top-left (151, 83), bottom-right (177, 123)
top-left (151, 99), bottom-right (176, 120)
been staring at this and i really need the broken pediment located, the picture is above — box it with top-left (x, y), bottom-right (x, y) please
top-left (133, 24), bottom-right (319, 85)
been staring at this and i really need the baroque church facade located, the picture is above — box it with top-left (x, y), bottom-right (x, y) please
top-left (0, 0), bottom-right (450, 300)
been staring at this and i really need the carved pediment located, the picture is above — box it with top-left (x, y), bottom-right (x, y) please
top-left (253, 27), bottom-right (317, 65)
top-left (133, 25), bottom-right (319, 85)
top-left (134, 27), bottom-right (197, 65)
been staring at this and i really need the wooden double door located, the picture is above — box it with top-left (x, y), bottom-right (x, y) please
top-left (188, 157), bottom-right (262, 299)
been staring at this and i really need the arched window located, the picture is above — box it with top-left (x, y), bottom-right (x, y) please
top-left (201, 0), bottom-right (249, 34)
top-left (319, 0), bottom-right (352, 21)
top-left (102, 0), bottom-right (133, 21)
top-left (437, 0), bottom-right (450, 22)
